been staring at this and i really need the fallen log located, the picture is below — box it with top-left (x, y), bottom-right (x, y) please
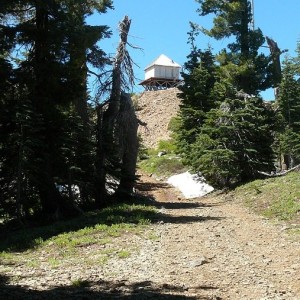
top-left (258, 164), bottom-right (300, 178)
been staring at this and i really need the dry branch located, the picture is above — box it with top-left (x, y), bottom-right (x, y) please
top-left (258, 164), bottom-right (300, 178)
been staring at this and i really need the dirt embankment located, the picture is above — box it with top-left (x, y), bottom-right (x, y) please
top-left (135, 88), bottom-right (181, 149)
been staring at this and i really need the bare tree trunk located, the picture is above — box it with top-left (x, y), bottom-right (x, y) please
top-left (94, 105), bottom-right (107, 207)
top-left (266, 36), bottom-right (286, 92)
top-left (115, 93), bottom-right (139, 198)
top-left (94, 16), bottom-right (132, 207)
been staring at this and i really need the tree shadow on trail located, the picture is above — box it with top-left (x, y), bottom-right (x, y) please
top-left (0, 275), bottom-right (219, 300)
top-left (135, 179), bottom-right (171, 193)
top-left (157, 214), bottom-right (224, 224)
top-left (153, 201), bottom-right (217, 210)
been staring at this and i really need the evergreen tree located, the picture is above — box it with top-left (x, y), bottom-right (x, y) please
top-left (277, 49), bottom-right (300, 168)
top-left (175, 23), bottom-right (218, 161)
top-left (190, 96), bottom-right (275, 188)
top-left (197, 0), bottom-right (272, 93)
top-left (176, 0), bottom-right (275, 188)
top-left (176, 46), bottom-right (218, 162)
top-left (0, 1), bottom-right (112, 220)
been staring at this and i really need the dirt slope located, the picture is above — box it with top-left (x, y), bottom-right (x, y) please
top-left (136, 88), bottom-right (181, 148)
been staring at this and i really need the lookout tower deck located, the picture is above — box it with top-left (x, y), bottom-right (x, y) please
top-left (139, 54), bottom-right (182, 90)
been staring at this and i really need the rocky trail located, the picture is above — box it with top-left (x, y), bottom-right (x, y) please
top-left (1, 172), bottom-right (300, 299)
top-left (132, 173), bottom-right (300, 300)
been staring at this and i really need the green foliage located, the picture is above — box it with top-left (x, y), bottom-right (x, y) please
top-left (139, 155), bottom-right (186, 177)
top-left (175, 0), bottom-right (275, 189)
top-left (197, 0), bottom-right (272, 93)
top-left (0, 0), bottom-right (113, 220)
top-left (137, 134), bottom-right (149, 160)
top-left (176, 47), bottom-right (218, 158)
top-left (189, 98), bottom-right (275, 188)
top-left (71, 279), bottom-right (90, 288)
top-left (118, 250), bottom-right (131, 259)
top-left (138, 139), bottom-right (186, 177)
top-left (167, 116), bottom-right (181, 133)
top-left (157, 139), bottom-right (177, 153)
top-left (0, 201), bottom-right (160, 279)
top-left (264, 197), bottom-right (300, 221)
top-left (277, 52), bottom-right (300, 167)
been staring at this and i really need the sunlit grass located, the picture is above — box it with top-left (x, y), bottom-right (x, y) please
top-left (71, 278), bottom-right (89, 288)
top-left (138, 139), bottom-right (187, 177)
top-left (117, 250), bottom-right (131, 259)
top-left (48, 257), bottom-right (61, 269)
top-left (0, 202), bottom-right (157, 251)
top-left (0, 201), bottom-right (158, 272)
top-left (233, 171), bottom-right (300, 224)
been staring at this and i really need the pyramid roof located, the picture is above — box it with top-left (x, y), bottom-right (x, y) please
top-left (145, 54), bottom-right (181, 70)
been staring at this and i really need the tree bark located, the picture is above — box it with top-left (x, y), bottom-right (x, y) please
top-left (266, 36), bottom-right (285, 89)
top-left (116, 93), bottom-right (139, 198)
top-left (94, 16), bottom-right (132, 207)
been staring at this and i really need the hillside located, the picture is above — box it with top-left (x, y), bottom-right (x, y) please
top-left (135, 88), bottom-right (181, 148)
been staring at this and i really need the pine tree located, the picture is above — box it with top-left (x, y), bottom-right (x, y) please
top-left (0, 1), bottom-right (113, 220)
top-left (176, 24), bottom-right (218, 161)
top-left (197, 0), bottom-right (272, 93)
top-left (277, 50), bottom-right (300, 168)
top-left (176, 0), bottom-right (275, 188)
top-left (190, 96), bottom-right (275, 188)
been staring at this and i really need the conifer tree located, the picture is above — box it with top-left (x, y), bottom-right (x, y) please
top-left (95, 16), bottom-right (139, 205)
top-left (176, 46), bottom-right (218, 163)
top-left (0, 1), bottom-right (112, 220)
top-left (175, 23), bottom-right (218, 161)
top-left (190, 95), bottom-right (275, 188)
top-left (176, 0), bottom-right (275, 188)
top-left (277, 49), bottom-right (300, 168)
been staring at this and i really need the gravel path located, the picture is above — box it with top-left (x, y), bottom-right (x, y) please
top-left (1, 174), bottom-right (300, 299)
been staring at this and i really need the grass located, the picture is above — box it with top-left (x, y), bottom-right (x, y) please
top-left (233, 171), bottom-right (300, 224)
top-left (139, 139), bottom-right (186, 177)
top-left (0, 203), bottom-right (157, 253)
top-left (48, 257), bottom-right (61, 269)
top-left (117, 250), bottom-right (131, 259)
top-left (0, 203), bottom-right (157, 274)
top-left (139, 155), bottom-right (186, 177)
top-left (71, 278), bottom-right (89, 288)
top-left (0, 184), bottom-right (163, 287)
top-left (0, 201), bottom-right (159, 272)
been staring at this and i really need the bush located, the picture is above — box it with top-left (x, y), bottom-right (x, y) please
top-left (157, 139), bottom-right (177, 153)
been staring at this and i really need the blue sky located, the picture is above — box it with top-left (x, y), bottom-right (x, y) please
top-left (89, 0), bottom-right (300, 99)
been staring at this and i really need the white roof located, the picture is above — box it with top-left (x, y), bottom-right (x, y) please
top-left (145, 54), bottom-right (181, 70)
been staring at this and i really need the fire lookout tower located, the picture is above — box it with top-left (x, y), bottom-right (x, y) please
top-left (139, 54), bottom-right (182, 90)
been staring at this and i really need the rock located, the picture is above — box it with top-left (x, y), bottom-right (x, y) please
top-left (158, 151), bottom-right (167, 157)
top-left (187, 257), bottom-right (208, 267)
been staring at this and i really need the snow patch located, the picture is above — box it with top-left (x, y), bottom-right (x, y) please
top-left (167, 171), bottom-right (214, 198)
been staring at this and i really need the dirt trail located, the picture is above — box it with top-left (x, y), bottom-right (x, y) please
top-left (133, 173), bottom-right (300, 299)
top-left (1, 173), bottom-right (300, 300)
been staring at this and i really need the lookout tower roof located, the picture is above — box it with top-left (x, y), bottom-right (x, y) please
top-left (145, 54), bottom-right (181, 70)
